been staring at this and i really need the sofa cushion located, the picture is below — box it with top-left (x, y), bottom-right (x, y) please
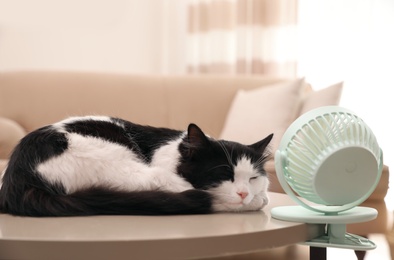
top-left (219, 78), bottom-right (305, 151)
top-left (299, 81), bottom-right (343, 114)
top-left (0, 117), bottom-right (26, 159)
top-left (0, 159), bottom-right (7, 174)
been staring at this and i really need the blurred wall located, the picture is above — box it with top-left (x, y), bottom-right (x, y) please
top-left (0, 0), bottom-right (187, 74)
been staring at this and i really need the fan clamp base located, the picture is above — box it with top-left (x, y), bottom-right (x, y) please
top-left (271, 206), bottom-right (377, 250)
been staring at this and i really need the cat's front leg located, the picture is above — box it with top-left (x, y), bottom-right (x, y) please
top-left (241, 192), bottom-right (269, 211)
top-left (229, 190), bottom-right (269, 212)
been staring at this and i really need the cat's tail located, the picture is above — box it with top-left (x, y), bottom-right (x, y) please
top-left (0, 186), bottom-right (213, 217)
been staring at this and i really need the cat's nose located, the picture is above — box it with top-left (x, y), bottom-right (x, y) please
top-left (237, 191), bottom-right (248, 199)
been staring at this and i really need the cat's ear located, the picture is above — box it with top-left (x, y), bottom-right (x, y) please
top-left (249, 133), bottom-right (274, 153)
top-left (187, 123), bottom-right (209, 147)
top-left (186, 124), bottom-right (209, 156)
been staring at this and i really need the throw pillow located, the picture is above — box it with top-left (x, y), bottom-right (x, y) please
top-left (299, 81), bottom-right (343, 115)
top-left (219, 78), bottom-right (305, 151)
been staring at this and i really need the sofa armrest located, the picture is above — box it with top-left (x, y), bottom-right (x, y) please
top-left (0, 117), bottom-right (26, 159)
top-left (367, 164), bottom-right (390, 201)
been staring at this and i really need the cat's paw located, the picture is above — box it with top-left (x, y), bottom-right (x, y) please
top-left (211, 192), bottom-right (269, 212)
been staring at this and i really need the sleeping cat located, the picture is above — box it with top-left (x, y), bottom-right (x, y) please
top-left (0, 116), bottom-right (273, 216)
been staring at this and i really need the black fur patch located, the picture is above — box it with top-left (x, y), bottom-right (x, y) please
top-left (0, 125), bottom-right (69, 214)
top-left (64, 118), bottom-right (182, 163)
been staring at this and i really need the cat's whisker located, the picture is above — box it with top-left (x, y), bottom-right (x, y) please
top-left (256, 154), bottom-right (269, 167)
top-left (218, 141), bottom-right (233, 167)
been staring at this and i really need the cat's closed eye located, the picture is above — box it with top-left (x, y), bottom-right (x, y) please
top-left (249, 176), bottom-right (259, 182)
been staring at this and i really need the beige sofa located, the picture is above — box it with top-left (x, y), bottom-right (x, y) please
top-left (0, 71), bottom-right (390, 258)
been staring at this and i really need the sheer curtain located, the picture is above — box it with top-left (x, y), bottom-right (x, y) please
top-left (187, 0), bottom-right (298, 77)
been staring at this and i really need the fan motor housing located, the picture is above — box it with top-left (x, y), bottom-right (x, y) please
top-left (313, 146), bottom-right (378, 206)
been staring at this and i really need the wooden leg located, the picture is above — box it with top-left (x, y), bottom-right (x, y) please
top-left (355, 234), bottom-right (367, 260)
top-left (310, 247), bottom-right (326, 260)
top-left (355, 250), bottom-right (366, 260)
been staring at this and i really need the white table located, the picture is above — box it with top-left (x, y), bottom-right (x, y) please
top-left (0, 192), bottom-right (324, 259)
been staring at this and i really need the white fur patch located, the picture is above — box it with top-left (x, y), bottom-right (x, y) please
top-left (37, 132), bottom-right (192, 194)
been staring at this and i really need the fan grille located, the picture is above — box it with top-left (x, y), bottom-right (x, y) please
top-left (284, 110), bottom-right (381, 205)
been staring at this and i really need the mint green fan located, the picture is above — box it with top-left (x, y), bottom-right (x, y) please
top-left (271, 106), bottom-right (383, 250)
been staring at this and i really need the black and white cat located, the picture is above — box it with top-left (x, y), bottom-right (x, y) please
top-left (0, 116), bottom-right (273, 216)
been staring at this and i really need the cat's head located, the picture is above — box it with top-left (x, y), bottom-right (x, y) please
top-left (178, 124), bottom-right (273, 212)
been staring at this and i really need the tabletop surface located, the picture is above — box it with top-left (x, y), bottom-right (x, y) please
top-left (0, 192), bottom-right (324, 259)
